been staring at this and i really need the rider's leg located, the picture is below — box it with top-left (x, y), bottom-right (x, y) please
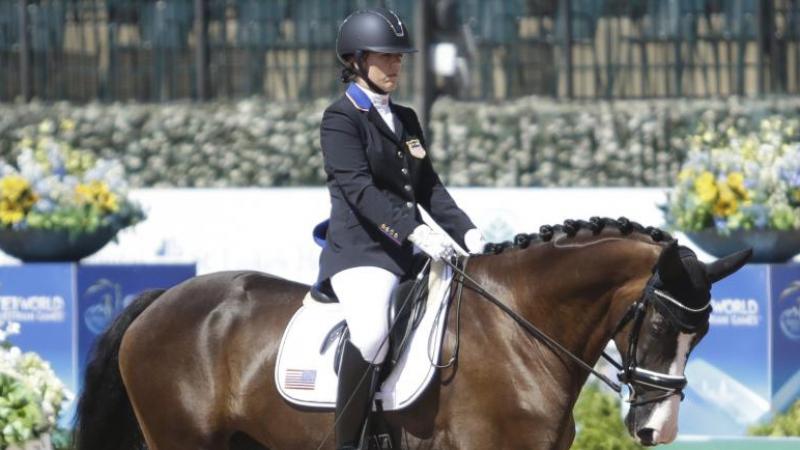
top-left (330, 266), bottom-right (398, 449)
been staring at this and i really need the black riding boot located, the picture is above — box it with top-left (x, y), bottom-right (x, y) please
top-left (336, 341), bottom-right (380, 450)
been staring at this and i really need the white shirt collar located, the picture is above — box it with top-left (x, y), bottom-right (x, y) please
top-left (354, 82), bottom-right (390, 109)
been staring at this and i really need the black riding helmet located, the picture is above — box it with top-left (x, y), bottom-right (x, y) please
top-left (336, 8), bottom-right (417, 93)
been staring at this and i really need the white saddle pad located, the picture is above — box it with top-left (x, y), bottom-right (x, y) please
top-left (275, 260), bottom-right (454, 411)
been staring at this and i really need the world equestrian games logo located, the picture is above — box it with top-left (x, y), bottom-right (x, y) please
top-left (83, 279), bottom-right (136, 335)
top-left (779, 281), bottom-right (800, 341)
top-left (0, 283), bottom-right (66, 323)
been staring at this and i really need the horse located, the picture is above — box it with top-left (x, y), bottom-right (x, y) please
top-left (73, 217), bottom-right (751, 450)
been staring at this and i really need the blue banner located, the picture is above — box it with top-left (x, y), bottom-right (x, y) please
top-left (679, 264), bottom-right (800, 436)
top-left (769, 264), bottom-right (800, 413)
top-left (76, 264), bottom-right (196, 388)
top-left (0, 263), bottom-right (195, 426)
top-left (0, 264), bottom-right (76, 400)
top-left (682, 264), bottom-right (770, 435)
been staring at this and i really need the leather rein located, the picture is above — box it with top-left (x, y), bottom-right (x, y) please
top-left (442, 257), bottom-right (710, 406)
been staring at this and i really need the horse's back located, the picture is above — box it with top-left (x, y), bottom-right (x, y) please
top-left (118, 271), bottom-right (309, 439)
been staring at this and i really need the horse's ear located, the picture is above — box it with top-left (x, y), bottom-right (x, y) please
top-left (704, 247), bottom-right (753, 283)
top-left (656, 241), bottom-right (686, 283)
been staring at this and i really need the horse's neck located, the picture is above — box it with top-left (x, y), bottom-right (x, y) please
top-left (471, 237), bottom-right (660, 392)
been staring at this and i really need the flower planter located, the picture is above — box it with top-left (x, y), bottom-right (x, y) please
top-left (684, 229), bottom-right (800, 263)
top-left (0, 226), bottom-right (119, 262)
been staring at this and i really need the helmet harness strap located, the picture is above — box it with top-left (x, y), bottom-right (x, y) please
top-left (353, 50), bottom-right (388, 96)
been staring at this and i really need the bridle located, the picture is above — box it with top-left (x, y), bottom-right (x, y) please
top-left (443, 258), bottom-right (711, 407)
top-left (601, 274), bottom-right (710, 406)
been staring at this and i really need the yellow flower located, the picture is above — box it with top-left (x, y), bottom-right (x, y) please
top-left (18, 136), bottom-right (33, 150)
top-left (38, 119), bottom-right (55, 135)
top-left (678, 169), bottom-right (693, 182)
top-left (694, 171), bottom-right (718, 203)
top-left (59, 118), bottom-right (76, 132)
top-left (0, 201), bottom-right (25, 225)
top-left (740, 137), bottom-right (758, 159)
top-left (0, 176), bottom-right (37, 225)
top-left (0, 176), bottom-right (37, 208)
top-left (713, 184), bottom-right (739, 217)
top-left (75, 181), bottom-right (119, 213)
top-left (726, 172), bottom-right (750, 199)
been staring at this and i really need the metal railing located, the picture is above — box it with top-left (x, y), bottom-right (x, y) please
top-left (1, 0), bottom-right (800, 102)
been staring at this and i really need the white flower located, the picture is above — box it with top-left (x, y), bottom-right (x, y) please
top-left (6, 322), bottom-right (20, 336)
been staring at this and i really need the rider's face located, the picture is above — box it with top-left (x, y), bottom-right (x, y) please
top-left (359, 52), bottom-right (403, 93)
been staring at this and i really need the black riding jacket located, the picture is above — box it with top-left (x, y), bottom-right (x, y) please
top-left (316, 83), bottom-right (475, 282)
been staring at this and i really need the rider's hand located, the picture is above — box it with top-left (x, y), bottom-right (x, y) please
top-left (408, 225), bottom-right (455, 261)
top-left (464, 228), bottom-right (486, 255)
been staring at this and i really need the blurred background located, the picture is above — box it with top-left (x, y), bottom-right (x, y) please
top-left (0, 0), bottom-right (800, 449)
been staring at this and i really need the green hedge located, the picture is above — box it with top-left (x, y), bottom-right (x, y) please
top-left (573, 383), bottom-right (643, 450)
top-left (750, 400), bottom-right (800, 437)
top-left (3, 97), bottom-right (800, 188)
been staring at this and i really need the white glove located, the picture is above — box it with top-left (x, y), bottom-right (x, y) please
top-left (408, 224), bottom-right (455, 261)
top-left (464, 228), bottom-right (486, 254)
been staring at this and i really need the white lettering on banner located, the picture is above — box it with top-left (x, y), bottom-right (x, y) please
top-left (709, 298), bottom-right (760, 327)
top-left (0, 296), bottom-right (66, 322)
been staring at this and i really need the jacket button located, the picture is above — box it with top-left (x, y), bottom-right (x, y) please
top-left (406, 202), bottom-right (414, 209)
top-left (401, 168), bottom-right (409, 176)
top-left (396, 151), bottom-right (403, 158)
top-left (403, 184), bottom-right (412, 192)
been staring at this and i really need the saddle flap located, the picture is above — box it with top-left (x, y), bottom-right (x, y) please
top-left (275, 260), bottom-right (454, 411)
top-left (388, 268), bottom-right (430, 366)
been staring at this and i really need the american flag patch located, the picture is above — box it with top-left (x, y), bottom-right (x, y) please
top-left (284, 369), bottom-right (317, 390)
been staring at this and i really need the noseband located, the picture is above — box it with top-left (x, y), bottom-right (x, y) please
top-left (602, 275), bottom-right (710, 406)
top-left (444, 258), bottom-right (710, 407)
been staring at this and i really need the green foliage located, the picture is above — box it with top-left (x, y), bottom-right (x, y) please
top-left (4, 98), bottom-right (800, 188)
top-left (749, 400), bottom-right (800, 437)
top-left (0, 373), bottom-right (44, 446)
top-left (573, 383), bottom-right (643, 450)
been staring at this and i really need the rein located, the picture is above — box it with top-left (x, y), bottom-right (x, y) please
top-left (442, 258), bottom-right (622, 393)
top-left (442, 257), bottom-right (707, 405)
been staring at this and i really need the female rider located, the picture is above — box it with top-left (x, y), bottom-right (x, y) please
top-left (317, 8), bottom-right (485, 449)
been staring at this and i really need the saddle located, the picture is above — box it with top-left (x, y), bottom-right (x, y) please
top-left (275, 258), bottom-right (455, 412)
top-left (312, 256), bottom-right (430, 374)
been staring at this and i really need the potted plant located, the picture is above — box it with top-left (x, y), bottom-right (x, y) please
top-left (664, 115), bottom-right (800, 263)
top-left (0, 119), bottom-right (145, 262)
top-left (0, 321), bottom-right (71, 450)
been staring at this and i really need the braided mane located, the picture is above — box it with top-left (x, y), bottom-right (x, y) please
top-left (482, 217), bottom-right (674, 255)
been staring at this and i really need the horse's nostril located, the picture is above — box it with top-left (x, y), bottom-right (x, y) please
top-left (637, 428), bottom-right (656, 446)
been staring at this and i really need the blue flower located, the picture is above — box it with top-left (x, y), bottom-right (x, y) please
top-left (742, 204), bottom-right (770, 229)
top-left (781, 167), bottom-right (800, 187)
top-left (33, 198), bottom-right (55, 214)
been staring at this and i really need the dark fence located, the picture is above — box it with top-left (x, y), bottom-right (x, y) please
top-left (2, 0), bottom-right (800, 102)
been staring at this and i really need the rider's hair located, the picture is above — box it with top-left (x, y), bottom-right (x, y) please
top-left (340, 55), bottom-right (358, 83)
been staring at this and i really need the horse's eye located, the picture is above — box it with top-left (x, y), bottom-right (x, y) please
top-left (650, 319), bottom-right (669, 336)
